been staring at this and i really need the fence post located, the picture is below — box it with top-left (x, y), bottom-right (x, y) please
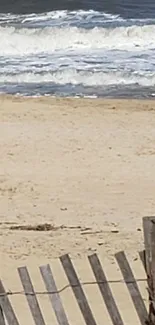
top-left (143, 217), bottom-right (155, 325)
top-left (0, 305), bottom-right (5, 325)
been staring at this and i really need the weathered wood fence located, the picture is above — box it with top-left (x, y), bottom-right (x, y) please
top-left (1, 216), bottom-right (155, 325)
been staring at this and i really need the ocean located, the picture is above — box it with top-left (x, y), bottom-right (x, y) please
top-left (0, 0), bottom-right (155, 98)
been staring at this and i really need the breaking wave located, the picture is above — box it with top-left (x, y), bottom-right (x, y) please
top-left (0, 24), bottom-right (155, 56)
top-left (0, 9), bottom-right (155, 97)
top-left (1, 69), bottom-right (155, 87)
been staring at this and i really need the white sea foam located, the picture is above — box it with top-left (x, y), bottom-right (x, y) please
top-left (0, 24), bottom-right (155, 56)
top-left (1, 69), bottom-right (155, 87)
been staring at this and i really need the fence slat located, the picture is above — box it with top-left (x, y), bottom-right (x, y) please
top-left (139, 251), bottom-right (146, 271)
top-left (88, 253), bottom-right (124, 325)
top-left (115, 251), bottom-right (148, 325)
top-left (0, 280), bottom-right (19, 325)
top-left (143, 217), bottom-right (155, 277)
top-left (18, 267), bottom-right (46, 325)
top-left (0, 305), bottom-right (6, 325)
top-left (40, 264), bottom-right (69, 325)
top-left (60, 254), bottom-right (97, 325)
top-left (143, 216), bottom-right (155, 325)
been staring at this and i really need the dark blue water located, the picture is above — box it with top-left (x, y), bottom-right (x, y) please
top-left (1, 0), bottom-right (155, 18)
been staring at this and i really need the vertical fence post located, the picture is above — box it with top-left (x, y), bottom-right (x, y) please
top-left (0, 305), bottom-right (5, 325)
top-left (143, 217), bottom-right (155, 325)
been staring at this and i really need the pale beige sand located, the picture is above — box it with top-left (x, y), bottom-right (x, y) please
top-left (0, 96), bottom-right (155, 267)
top-left (0, 95), bottom-right (152, 323)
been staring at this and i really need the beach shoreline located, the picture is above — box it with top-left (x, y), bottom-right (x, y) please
top-left (0, 95), bottom-right (155, 270)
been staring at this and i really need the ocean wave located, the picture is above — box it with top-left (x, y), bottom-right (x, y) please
top-left (1, 69), bottom-right (155, 87)
top-left (0, 10), bottom-right (123, 27)
top-left (0, 9), bottom-right (154, 29)
top-left (0, 8), bottom-right (154, 98)
top-left (0, 24), bottom-right (155, 56)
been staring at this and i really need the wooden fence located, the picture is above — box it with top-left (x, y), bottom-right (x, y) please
top-left (0, 216), bottom-right (155, 325)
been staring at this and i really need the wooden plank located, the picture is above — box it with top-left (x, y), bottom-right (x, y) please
top-left (40, 264), bottom-right (69, 325)
top-left (143, 217), bottom-right (155, 276)
top-left (18, 266), bottom-right (46, 325)
top-left (88, 253), bottom-right (124, 325)
top-left (0, 280), bottom-right (19, 325)
top-left (143, 216), bottom-right (155, 325)
top-left (60, 254), bottom-right (97, 325)
top-left (139, 250), bottom-right (146, 271)
top-left (0, 305), bottom-right (6, 325)
top-left (115, 251), bottom-right (148, 325)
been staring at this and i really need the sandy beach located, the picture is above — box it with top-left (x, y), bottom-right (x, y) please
top-left (0, 95), bottom-right (153, 323)
top-left (0, 95), bottom-right (155, 267)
